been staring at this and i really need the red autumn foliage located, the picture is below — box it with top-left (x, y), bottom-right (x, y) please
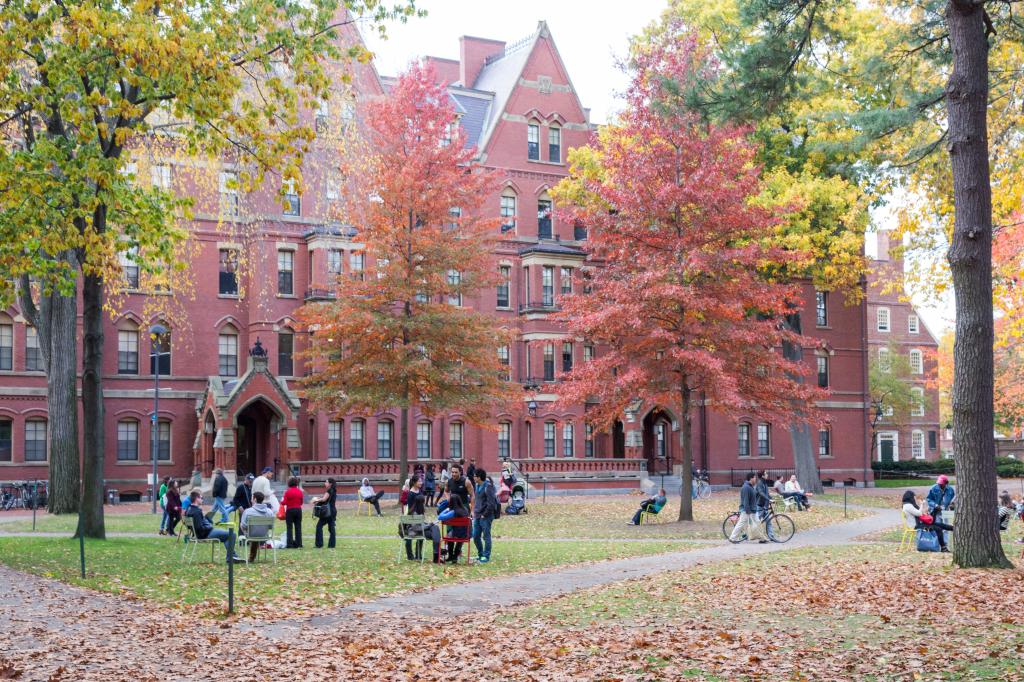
top-left (554, 35), bottom-right (826, 520)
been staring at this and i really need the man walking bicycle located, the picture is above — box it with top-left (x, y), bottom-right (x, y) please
top-left (729, 472), bottom-right (768, 543)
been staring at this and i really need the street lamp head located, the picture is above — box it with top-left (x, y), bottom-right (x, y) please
top-left (149, 323), bottom-right (168, 339)
top-left (527, 399), bottom-right (538, 416)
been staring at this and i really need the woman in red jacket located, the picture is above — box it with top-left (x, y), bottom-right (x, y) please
top-left (281, 477), bottom-right (304, 549)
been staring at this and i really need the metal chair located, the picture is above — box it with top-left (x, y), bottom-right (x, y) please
top-left (239, 516), bottom-right (276, 564)
top-left (357, 498), bottom-right (375, 516)
top-left (441, 516), bottom-right (472, 564)
top-left (181, 516), bottom-right (224, 563)
top-left (398, 514), bottom-right (428, 562)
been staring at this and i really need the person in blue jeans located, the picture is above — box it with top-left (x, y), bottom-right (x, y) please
top-left (183, 490), bottom-right (241, 560)
top-left (211, 468), bottom-right (230, 523)
top-left (472, 468), bottom-right (499, 563)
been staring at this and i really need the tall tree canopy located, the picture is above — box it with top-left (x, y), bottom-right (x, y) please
top-left (553, 36), bottom-right (824, 522)
top-left (0, 0), bottom-right (418, 535)
top-left (298, 62), bottom-right (514, 486)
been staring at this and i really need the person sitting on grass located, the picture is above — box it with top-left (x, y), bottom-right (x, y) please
top-left (359, 477), bottom-right (385, 517)
top-left (629, 488), bottom-right (667, 525)
top-left (902, 490), bottom-right (952, 553)
top-left (784, 475), bottom-right (812, 510)
top-left (439, 492), bottom-right (470, 564)
top-left (240, 491), bottom-right (274, 562)
top-left (184, 490), bottom-right (242, 560)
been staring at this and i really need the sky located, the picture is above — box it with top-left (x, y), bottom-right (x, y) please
top-left (359, 0), bottom-right (668, 125)
top-left (360, 0), bottom-right (954, 337)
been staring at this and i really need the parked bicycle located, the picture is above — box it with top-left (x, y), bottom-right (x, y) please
top-left (721, 498), bottom-right (795, 543)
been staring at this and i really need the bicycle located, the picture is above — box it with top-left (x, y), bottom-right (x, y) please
top-left (693, 469), bottom-right (711, 500)
top-left (721, 499), bottom-right (795, 543)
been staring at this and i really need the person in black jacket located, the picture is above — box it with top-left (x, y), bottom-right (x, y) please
top-left (314, 478), bottom-right (337, 549)
top-left (184, 490), bottom-right (239, 558)
top-left (403, 476), bottom-right (441, 561)
top-left (211, 468), bottom-right (229, 523)
top-left (472, 469), bottom-right (499, 563)
top-left (755, 470), bottom-right (771, 519)
top-left (230, 474), bottom-right (254, 518)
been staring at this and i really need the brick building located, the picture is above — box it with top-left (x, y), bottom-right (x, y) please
top-left (867, 230), bottom-right (942, 462)
top-left (0, 22), bottom-right (873, 495)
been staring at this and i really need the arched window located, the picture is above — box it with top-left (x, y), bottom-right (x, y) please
top-left (537, 191), bottom-right (553, 239)
top-left (527, 120), bottom-right (540, 160)
top-left (498, 422), bottom-right (511, 459)
top-left (909, 349), bottom-right (923, 375)
top-left (150, 326), bottom-right (171, 376)
top-left (737, 423), bottom-right (751, 458)
top-left (328, 420), bottom-right (342, 459)
top-left (278, 329), bottom-right (294, 377)
top-left (218, 325), bottom-right (238, 377)
top-left (117, 419), bottom-right (139, 461)
top-left (24, 418), bottom-right (47, 462)
top-left (562, 421), bottom-right (574, 457)
top-left (500, 188), bottom-right (517, 233)
top-left (548, 123), bottom-right (561, 162)
top-left (377, 420), bottom-right (393, 459)
top-left (350, 419), bottom-right (365, 459)
top-left (449, 422), bottom-right (463, 459)
top-left (157, 420), bottom-right (171, 461)
top-left (416, 421), bottom-right (432, 459)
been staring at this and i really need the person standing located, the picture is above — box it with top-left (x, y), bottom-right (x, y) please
top-left (438, 463), bottom-right (451, 501)
top-left (755, 470), bottom-right (771, 519)
top-left (281, 477), bottom-right (304, 549)
top-left (164, 480), bottom-right (183, 537)
top-left (926, 475), bottom-right (955, 545)
top-left (446, 463), bottom-right (473, 511)
top-left (157, 476), bottom-right (170, 535)
top-left (314, 477), bottom-right (337, 549)
top-left (472, 469), bottom-right (499, 563)
top-left (729, 472), bottom-right (767, 543)
top-left (903, 490), bottom-right (952, 552)
top-left (466, 459), bottom-right (477, 486)
top-left (253, 467), bottom-right (273, 500)
top-left (423, 464), bottom-right (437, 507)
top-left (211, 468), bottom-right (230, 523)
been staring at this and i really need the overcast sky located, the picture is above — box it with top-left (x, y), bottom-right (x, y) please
top-left (361, 1), bottom-right (953, 336)
top-left (360, 0), bottom-right (668, 124)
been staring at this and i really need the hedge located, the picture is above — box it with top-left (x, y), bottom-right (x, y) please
top-left (872, 457), bottom-right (1024, 478)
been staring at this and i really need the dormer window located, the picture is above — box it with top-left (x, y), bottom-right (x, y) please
top-left (528, 122), bottom-right (540, 160)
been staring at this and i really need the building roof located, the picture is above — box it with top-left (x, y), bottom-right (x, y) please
top-left (472, 26), bottom-right (541, 150)
top-left (518, 241), bottom-right (586, 258)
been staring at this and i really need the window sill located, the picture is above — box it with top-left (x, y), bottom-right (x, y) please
top-left (218, 294), bottom-right (240, 299)
top-left (815, 325), bottom-right (831, 330)
top-left (496, 306), bottom-right (512, 311)
top-left (277, 294), bottom-right (297, 299)
top-left (527, 159), bottom-right (565, 168)
top-left (0, 461), bottom-right (47, 466)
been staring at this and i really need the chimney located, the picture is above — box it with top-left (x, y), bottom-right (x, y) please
top-left (460, 36), bottom-right (505, 89)
top-left (876, 229), bottom-right (891, 262)
top-left (424, 57), bottom-right (461, 85)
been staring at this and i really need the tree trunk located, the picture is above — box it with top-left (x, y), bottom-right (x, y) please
top-left (782, 313), bottom-right (823, 494)
top-left (944, 0), bottom-right (1009, 568)
top-left (677, 382), bottom-right (693, 522)
top-left (77, 272), bottom-right (106, 539)
top-left (399, 405), bottom-right (409, 493)
top-left (19, 272), bottom-right (80, 514)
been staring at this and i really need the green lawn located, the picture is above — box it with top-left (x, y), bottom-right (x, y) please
top-left (873, 477), bottom-right (950, 488)
top-left (0, 534), bottom-right (691, 619)
top-left (0, 492), bottom-right (866, 540)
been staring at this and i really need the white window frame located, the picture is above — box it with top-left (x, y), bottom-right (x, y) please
top-left (908, 314), bottom-right (919, 334)
top-left (878, 347), bottom-right (891, 373)
top-left (911, 387), bottom-right (925, 417)
top-left (218, 332), bottom-right (238, 377)
top-left (876, 307), bottom-right (890, 332)
top-left (909, 349), bottom-right (923, 375)
top-left (911, 430), bottom-right (925, 460)
top-left (562, 422), bottom-right (574, 457)
top-left (328, 420), bottom-right (342, 459)
top-left (151, 163), bottom-right (172, 190)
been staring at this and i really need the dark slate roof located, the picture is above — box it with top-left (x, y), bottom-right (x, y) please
top-left (450, 91), bottom-right (492, 150)
top-left (518, 241), bottom-right (586, 257)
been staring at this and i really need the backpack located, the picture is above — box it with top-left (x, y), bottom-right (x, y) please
top-left (488, 481), bottom-right (501, 520)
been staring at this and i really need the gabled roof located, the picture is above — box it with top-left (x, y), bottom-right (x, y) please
top-left (472, 26), bottom-right (542, 153)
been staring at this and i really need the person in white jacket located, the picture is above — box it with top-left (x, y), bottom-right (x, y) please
top-left (359, 477), bottom-right (385, 516)
top-left (784, 475), bottom-right (812, 510)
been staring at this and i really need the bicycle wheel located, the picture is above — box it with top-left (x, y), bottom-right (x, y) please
top-left (766, 513), bottom-right (795, 543)
top-left (697, 481), bottom-right (711, 500)
top-left (722, 512), bottom-right (746, 543)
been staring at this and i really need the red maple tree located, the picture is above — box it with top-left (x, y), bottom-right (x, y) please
top-left (298, 63), bottom-right (514, 484)
top-left (554, 36), bottom-right (825, 521)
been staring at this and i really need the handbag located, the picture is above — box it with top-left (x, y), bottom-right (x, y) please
top-left (916, 528), bottom-right (940, 552)
top-left (276, 504), bottom-right (286, 521)
top-left (919, 513), bottom-right (933, 525)
top-left (312, 502), bottom-right (329, 519)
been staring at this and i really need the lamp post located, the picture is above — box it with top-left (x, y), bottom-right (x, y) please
top-left (149, 323), bottom-right (168, 514)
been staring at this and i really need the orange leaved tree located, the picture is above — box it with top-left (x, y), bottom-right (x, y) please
top-left (554, 36), bottom-right (825, 522)
top-left (298, 63), bottom-right (514, 485)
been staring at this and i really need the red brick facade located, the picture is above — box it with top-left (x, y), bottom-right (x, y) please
top-left (867, 231), bottom-right (942, 462)
top-left (0, 22), bottom-right (873, 494)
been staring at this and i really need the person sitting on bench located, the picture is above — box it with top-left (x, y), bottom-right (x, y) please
top-left (784, 476), bottom-right (812, 510)
top-left (629, 489), bottom-right (667, 525)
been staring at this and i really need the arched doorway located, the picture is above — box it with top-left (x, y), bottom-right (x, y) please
top-left (642, 409), bottom-right (673, 475)
top-left (235, 399), bottom-right (282, 477)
